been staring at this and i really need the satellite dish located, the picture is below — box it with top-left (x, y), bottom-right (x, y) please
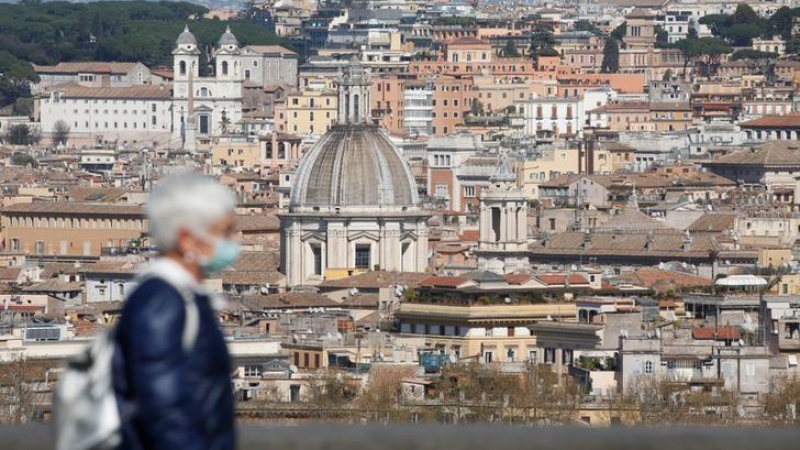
top-left (504, 297), bottom-right (512, 304)
top-left (289, 365), bottom-right (298, 374)
top-left (686, 311), bottom-right (693, 319)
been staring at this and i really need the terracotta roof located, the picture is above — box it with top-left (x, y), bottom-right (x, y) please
top-left (241, 292), bottom-right (339, 310)
top-left (220, 270), bottom-right (284, 286)
top-left (418, 276), bottom-right (472, 288)
top-left (692, 326), bottom-right (740, 341)
top-left (229, 251), bottom-right (280, 272)
top-left (534, 229), bottom-right (716, 258)
top-left (630, 267), bottom-right (712, 292)
top-left (245, 45), bottom-right (298, 56)
top-left (0, 202), bottom-right (143, 216)
top-left (50, 84), bottom-right (172, 100)
top-left (41, 262), bottom-right (82, 278)
top-left (80, 261), bottom-right (140, 275)
top-left (66, 187), bottom-right (132, 203)
top-left (446, 37), bottom-right (491, 46)
top-left (346, 293), bottom-right (379, 307)
top-left (705, 141), bottom-right (800, 167)
top-left (740, 113), bottom-right (800, 128)
top-left (459, 230), bottom-right (479, 242)
top-left (0, 267), bottom-right (21, 282)
top-left (150, 68), bottom-right (174, 80)
top-left (22, 279), bottom-right (83, 292)
top-left (597, 208), bottom-right (669, 232)
top-left (686, 214), bottom-right (737, 233)
top-left (504, 273), bottom-right (532, 285)
top-left (318, 271), bottom-right (428, 289)
top-left (34, 62), bottom-right (141, 74)
top-left (235, 214), bottom-right (280, 232)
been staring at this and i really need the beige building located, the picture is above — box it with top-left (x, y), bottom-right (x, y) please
top-left (0, 202), bottom-right (147, 257)
top-left (519, 147), bottom-right (580, 199)
top-left (211, 138), bottom-right (263, 168)
top-left (276, 88), bottom-right (338, 137)
top-left (396, 302), bottom-right (576, 363)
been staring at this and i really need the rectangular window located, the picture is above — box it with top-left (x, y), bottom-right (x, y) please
top-left (463, 186), bottom-right (475, 197)
top-left (35, 241), bottom-right (44, 254)
top-left (10, 238), bottom-right (20, 252)
top-left (312, 244), bottom-right (322, 276)
top-left (244, 364), bottom-right (262, 377)
top-left (355, 244), bottom-right (370, 269)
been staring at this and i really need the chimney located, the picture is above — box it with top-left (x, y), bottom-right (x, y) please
top-left (645, 230), bottom-right (655, 251)
top-left (682, 230), bottom-right (693, 252)
top-left (582, 228), bottom-right (592, 249)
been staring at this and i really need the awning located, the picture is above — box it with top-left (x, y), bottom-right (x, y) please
top-left (715, 275), bottom-right (767, 287)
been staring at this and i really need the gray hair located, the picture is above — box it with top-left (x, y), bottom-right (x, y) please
top-left (146, 171), bottom-right (236, 252)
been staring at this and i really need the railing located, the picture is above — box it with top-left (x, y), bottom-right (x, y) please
top-left (5, 425), bottom-right (800, 449)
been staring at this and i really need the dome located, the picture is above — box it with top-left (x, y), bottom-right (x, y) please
top-left (176, 25), bottom-right (198, 46)
top-left (218, 26), bottom-right (238, 47)
top-left (290, 125), bottom-right (419, 211)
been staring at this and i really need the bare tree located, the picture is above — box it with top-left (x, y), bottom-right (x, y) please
top-left (52, 120), bottom-right (70, 147)
top-left (765, 375), bottom-right (800, 425)
top-left (0, 359), bottom-right (46, 424)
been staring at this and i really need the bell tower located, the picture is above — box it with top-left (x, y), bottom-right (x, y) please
top-left (337, 57), bottom-right (371, 125)
top-left (475, 157), bottom-right (530, 274)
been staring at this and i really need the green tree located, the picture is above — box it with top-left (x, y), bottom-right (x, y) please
top-left (601, 38), bottom-right (620, 73)
top-left (674, 37), bottom-right (732, 76)
top-left (722, 23), bottom-right (764, 46)
top-left (574, 20), bottom-right (603, 36)
top-left (0, 51), bottom-right (38, 109)
top-left (502, 39), bottom-right (520, 57)
top-left (767, 6), bottom-right (794, 40)
top-left (732, 3), bottom-right (760, 26)
top-left (11, 152), bottom-right (36, 167)
top-left (3, 124), bottom-right (40, 146)
top-left (470, 99), bottom-right (483, 116)
top-left (529, 23), bottom-right (558, 62)
top-left (52, 120), bottom-right (70, 146)
top-left (610, 22), bottom-right (627, 42)
top-left (655, 25), bottom-right (670, 48)
top-left (699, 14), bottom-right (733, 36)
top-left (730, 49), bottom-right (777, 60)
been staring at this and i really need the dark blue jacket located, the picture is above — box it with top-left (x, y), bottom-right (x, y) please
top-left (112, 277), bottom-right (235, 450)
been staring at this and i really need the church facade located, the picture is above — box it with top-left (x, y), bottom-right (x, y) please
top-left (172, 26), bottom-right (245, 147)
top-left (280, 60), bottom-right (430, 287)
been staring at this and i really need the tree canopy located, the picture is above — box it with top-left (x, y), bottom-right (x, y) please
top-left (0, 1), bottom-right (287, 109)
top-left (698, 3), bottom-right (800, 48)
top-left (601, 38), bottom-right (620, 73)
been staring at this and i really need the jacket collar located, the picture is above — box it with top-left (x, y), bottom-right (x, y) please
top-left (137, 257), bottom-right (201, 293)
top-left (137, 257), bottom-right (227, 310)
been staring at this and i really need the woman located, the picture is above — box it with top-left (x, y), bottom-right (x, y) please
top-left (112, 172), bottom-right (239, 450)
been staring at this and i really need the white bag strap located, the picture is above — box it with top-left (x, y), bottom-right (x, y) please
top-left (175, 284), bottom-right (200, 352)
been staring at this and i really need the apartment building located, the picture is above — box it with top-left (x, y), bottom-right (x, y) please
top-left (0, 202), bottom-right (147, 257)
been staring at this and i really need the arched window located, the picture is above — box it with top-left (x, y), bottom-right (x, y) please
top-left (222, 61), bottom-right (229, 76)
top-left (179, 61), bottom-right (187, 76)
